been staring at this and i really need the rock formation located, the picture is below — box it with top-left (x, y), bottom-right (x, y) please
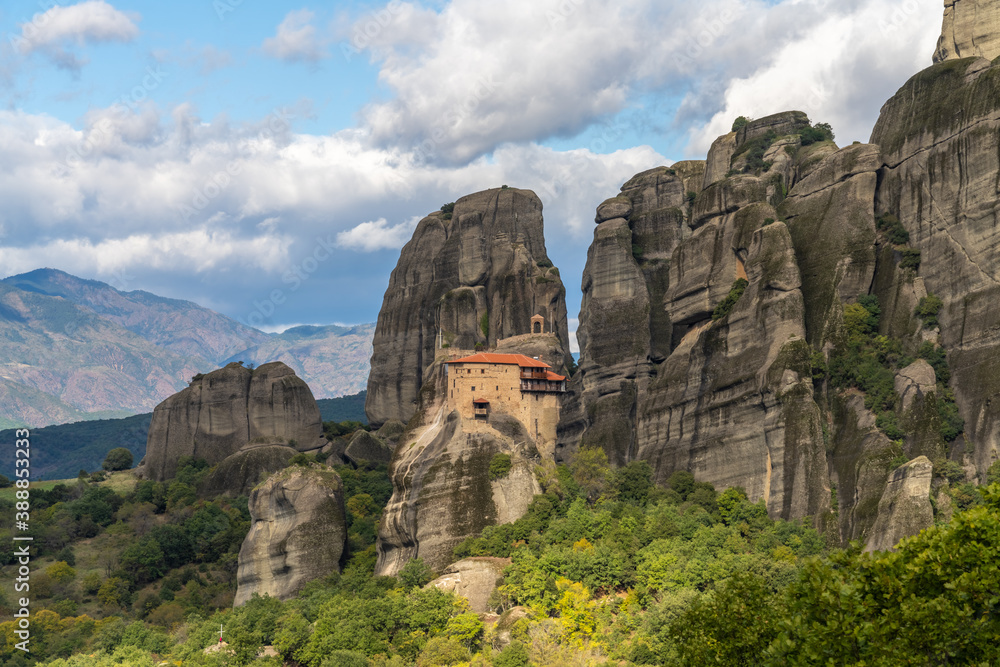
top-left (366, 187), bottom-right (572, 427)
top-left (235, 466), bottom-right (346, 605)
top-left (934, 0), bottom-right (1000, 63)
top-left (865, 456), bottom-right (935, 552)
top-left (427, 557), bottom-right (510, 613)
top-left (140, 361), bottom-right (325, 481)
top-left (872, 53), bottom-right (1000, 479)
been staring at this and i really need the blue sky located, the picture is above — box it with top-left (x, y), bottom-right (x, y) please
top-left (0, 0), bottom-right (941, 348)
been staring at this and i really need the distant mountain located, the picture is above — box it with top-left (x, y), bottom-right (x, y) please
top-left (4, 268), bottom-right (269, 361)
top-left (226, 325), bottom-right (375, 399)
top-left (0, 269), bottom-right (374, 427)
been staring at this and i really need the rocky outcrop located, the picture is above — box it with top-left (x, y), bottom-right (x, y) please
top-left (199, 446), bottom-right (298, 497)
top-left (871, 54), bottom-right (1000, 477)
top-left (140, 361), bottom-right (325, 481)
top-left (865, 456), bottom-right (935, 552)
top-left (427, 557), bottom-right (509, 613)
top-left (934, 0), bottom-right (1000, 63)
top-left (375, 352), bottom-right (544, 576)
top-left (235, 466), bottom-right (346, 605)
top-left (366, 187), bottom-right (572, 427)
top-left (345, 430), bottom-right (394, 465)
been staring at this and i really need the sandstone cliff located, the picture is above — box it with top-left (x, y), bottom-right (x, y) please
top-left (871, 54), bottom-right (1000, 479)
top-left (235, 465), bottom-right (346, 605)
top-left (934, 0), bottom-right (1000, 63)
top-left (374, 335), bottom-right (560, 576)
top-left (140, 361), bottom-right (325, 481)
top-left (573, 104), bottom-right (962, 546)
top-left (366, 187), bottom-right (572, 427)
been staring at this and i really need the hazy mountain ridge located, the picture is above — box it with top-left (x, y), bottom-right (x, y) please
top-left (0, 270), bottom-right (374, 427)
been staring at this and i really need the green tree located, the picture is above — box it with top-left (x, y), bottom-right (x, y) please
top-left (569, 447), bottom-right (610, 502)
top-left (102, 447), bottom-right (134, 471)
top-left (672, 573), bottom-right (781, 666)
top-left (398, 557), bottom-right (435, 589)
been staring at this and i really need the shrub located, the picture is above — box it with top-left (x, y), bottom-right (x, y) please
top-left (489, 453), bottom-right (513, 480)
top-left (494, 640), bottom-right (531, 667)
top-left (289, 453), bottom-right (313, 467)
top-left (480, 311), bottom-right (489, 338)
top-left (731, 116), bottom-right (750, 133)
top-left (712, 278), bottom-right (749, 321)
top-left (935, 459), bottom-right (965, 484)
top-left (398, 557), bottom-right (435, 588)
top-left (900, 248), bottom-right (922, 270)
top-left (440, 202), bottom-right (455, 220)
top-left (102, 447), bottom-right (133, 471)
top-left (876, 213), bottom-right (910, 245)
top-left (798, 122), bottom-right (835, 145)
top-left (915, 293), bottom-right (943, 328)
top-left (876, 412), bottom-right (905, 440)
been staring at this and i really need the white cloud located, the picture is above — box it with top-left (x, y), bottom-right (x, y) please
top-left (685, 0), bottom-right (940, 153)
top-left (13, 0), bottom-right (139, 71)
top-left (337, 216), bottom-right (421, 252)
top-left (263, 9), bottom-right (328, 63)
top-left (0, 228), bottom-right (293, 279)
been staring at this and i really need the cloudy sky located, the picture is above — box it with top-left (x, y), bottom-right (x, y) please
top-left (0, 0), bottom-right (941, 347)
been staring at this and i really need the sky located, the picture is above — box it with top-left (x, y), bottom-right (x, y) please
top-left (0, 0), bottom-right (942, 350)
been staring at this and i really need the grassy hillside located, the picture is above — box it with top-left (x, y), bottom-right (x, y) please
top-left (316, 390), bottom-right (367, 424)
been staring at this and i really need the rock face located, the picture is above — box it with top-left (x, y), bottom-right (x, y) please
top-left (871, 54), bottom-right (1000, 477)
top-left (427, 557), bottom-right (509, 613)
top-left (866, 456), bottom-right (935, 552)
top-left (572, 107), bottom-right (952, 546)
top-left (141, 361), bottom-right (325, 481)
top-left (366, 188), bottom-right (572, 427)
top-left (199, 446), bottom-right (298, 497)
top-left (934, 0), bottom-right (1000, 63)
top-left (235, 466), bottom-right (347, 605)
top-left (375, 348), bottom-right (545, 575)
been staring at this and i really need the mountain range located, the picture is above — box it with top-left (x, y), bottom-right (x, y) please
top-left (0, 269), bottom-right (374, 428)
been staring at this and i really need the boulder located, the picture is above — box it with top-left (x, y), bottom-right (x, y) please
top-left (199, 446), bottom-right (298, 497)
top-left (427, 557), bottom-right (510, 613)
top-left (595, 196), bottom-right (632, 223)
top-left (345, 430), bottom-right (394, 465)
top-left (141, 362), bottom-right (325, 481)
top-left (865, 456), bottom-right (935, 552)
top-left (895, 360), bottom-right (938, 414)
top-left (235, 466), bottom-right (346, 605)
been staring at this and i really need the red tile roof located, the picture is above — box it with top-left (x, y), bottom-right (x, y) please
top-left (472, 398), bottom-right (490, 404)
top-left (544, 371), bottom-right (566, 382)
top-left (447, 352), bottom-right (551, 368)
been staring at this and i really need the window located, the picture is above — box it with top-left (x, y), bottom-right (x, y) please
top-left (481, 369), bottom-right (485, 374)
top-left (496, 386), bottom-right (499, 391)
top-left (472, 386), bottom-right (476, 391)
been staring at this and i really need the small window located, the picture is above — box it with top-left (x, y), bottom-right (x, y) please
top-left (472, 386), bottom-right (476, 391)
top-left (481, 369), bottom-right (485, 374)
top-left (496, 385), bottom-right (499, 391)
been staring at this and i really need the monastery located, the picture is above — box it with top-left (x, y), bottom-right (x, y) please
top-left (443, 315), bottom-right (566, 450)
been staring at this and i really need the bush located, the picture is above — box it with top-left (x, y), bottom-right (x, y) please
top-left (480, 311), bottom-right (489, 338)
top-left (876, 213), bottom-right (910, 245)
top-left (489, 453), bottom-right (513, 481)
top-left (731, 116), bottom-right (750, 133)
top-left (102, 447), bottom-right (133, 471)
top-left (712, 278), bottom-right (749, 321)
top-left (494, 640), bottom-right (531, 667)
top-left (935, 459), bottom-right (965, 485)
top-left (798, 122), bottom-right (835, 145)
top-left (321, 651), bottom-right (370, 667)
top-left (900, 248), bottom-right (922, 270)
top-left (398, 557), bottom-right (435, 588)
top-left (915, 293), bottom-right (943, 328)
top-left (440, 202), bottom-right (455, 220)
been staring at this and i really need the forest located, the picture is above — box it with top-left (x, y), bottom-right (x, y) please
top-left (2, 422), bottom-right (999, 666)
